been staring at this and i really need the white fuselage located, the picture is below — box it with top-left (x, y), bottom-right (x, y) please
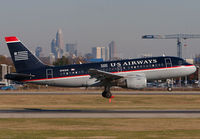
top-left (27, 65), bottom-right (196, 87)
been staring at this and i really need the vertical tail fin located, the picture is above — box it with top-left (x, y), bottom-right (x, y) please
top-left (5, 36), bottom-right (46, 73)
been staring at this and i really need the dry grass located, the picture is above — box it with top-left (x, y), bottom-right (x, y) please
top-left (0, 118), bottom-right (200, 138)
top-left (0, 94), bottom-right (199, 110)
top-left (1, 118), bottom-right (200, 131)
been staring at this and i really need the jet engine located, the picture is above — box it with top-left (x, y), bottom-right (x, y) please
top-left (117, 73), bottom-right (147, 89)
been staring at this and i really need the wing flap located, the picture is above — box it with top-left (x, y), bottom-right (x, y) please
top-left (88, 69), bottom-right (122, 81)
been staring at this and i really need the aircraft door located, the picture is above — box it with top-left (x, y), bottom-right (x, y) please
top-left (46, 69), bottom-right (53, 78)
top-left (165, 58), bottom-right (172, 67)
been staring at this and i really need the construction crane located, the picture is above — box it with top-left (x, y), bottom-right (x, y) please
top-left (142, 34), bottom-right (200, 58)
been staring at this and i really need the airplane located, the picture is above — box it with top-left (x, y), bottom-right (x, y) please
top-left (4, 36), bottom-right (196, 98)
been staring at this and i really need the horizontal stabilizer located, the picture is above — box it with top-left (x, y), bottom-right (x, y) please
top-left (5, 73), bottom-right (35, 81)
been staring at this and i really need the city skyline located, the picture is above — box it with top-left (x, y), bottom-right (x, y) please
top-left (1, 0), bottom-right (200, 59)
top-left (50, 29), bottom-right (117, 61)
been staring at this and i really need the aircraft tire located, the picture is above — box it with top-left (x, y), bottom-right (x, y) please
top-left (105, 92), bottom-right (112, 98)
top-left (167, 87), bottom-right (172, 92)
top-left (102, 91), bottom-right (107, 98)
top-left (102, 91), bottom-right (112, 98)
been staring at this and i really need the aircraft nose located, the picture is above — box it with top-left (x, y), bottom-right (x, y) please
top-left (190, 65), bottom-right (197, 74)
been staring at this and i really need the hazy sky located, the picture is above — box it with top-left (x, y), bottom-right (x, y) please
top-left (0, 0), bottom-right (200, 58)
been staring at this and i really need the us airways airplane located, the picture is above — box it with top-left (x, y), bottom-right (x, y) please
top-left (5, 36), bottom-right (196, 98)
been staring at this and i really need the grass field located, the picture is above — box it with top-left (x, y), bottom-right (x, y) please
top-left (0, 94), bottom-right (199, 110)
top-left (0, 93), bottom-right (200, 138)
top-left (0, 118), bottom-right (200, 138)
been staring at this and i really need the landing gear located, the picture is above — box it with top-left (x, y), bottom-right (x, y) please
top-left (102, 91), bottom-right (112, 98)
top-left (167, 87), bottom-right (172, 92)
top-left (167, 79), bottom-right (173, 92)
top-left (102, 86), bottom-right (112, 98)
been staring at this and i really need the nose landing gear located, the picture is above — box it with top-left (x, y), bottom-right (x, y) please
top-left (167, 87), bottom-right (172, 92)
top-left (167, 79), bottom-right (173, 92)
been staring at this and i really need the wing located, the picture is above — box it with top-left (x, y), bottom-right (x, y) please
top-left (88, 69), bottom-right (123, 82)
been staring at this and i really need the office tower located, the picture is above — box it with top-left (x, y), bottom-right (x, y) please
top-left (101, 47), bottom-right (111, 61)
top-left (56, 29), bottom-right (64, 58)
top-left (56, 29), bottom-right (64, 50)
top-left (49, 53), bottom-right (55, 65)
top-left (101, 47), bottom-right (106, 61)
top-left (66, 43), bottom-right (77, 57)
top-left (92, 47), bottom-right (110, 61)
top-left (35, 46), bottom-right (42, 58)
top-left (92, 47), bottom-right (102, 59)
top-left (91, 46), bottom-right (110, 61)
top-left (105, 47), bottom-right (110, 61)
top-left (109, 41), bottom-right (116, 60)
top-left (51, 29), bottom-right (65, 59)
top-left (51, 39), bottom-right (58, 58)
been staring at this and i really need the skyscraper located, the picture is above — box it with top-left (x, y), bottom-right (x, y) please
top-left (105, 47), bottom-right (110, 61)
top-left (56, 29), bottom-right (64, 50)
top-left (109, 41), bottom-right (116, 60)
top-left (35, 46), bottom-right (42, 57)
top-left (51, 29), bottom-right (65, 59)
top-left (101, 47), bottom-right (106, 61)
top-left (91, 46), bottom-right (110, 61)
top-left (56, 29), bottom-right (64, 58)
top-left (92, 47), bottom-right (102, 59)
top-left (66, 43), bottom-right (77, 57)
top-left (51, 39), bottom-right (58, 58)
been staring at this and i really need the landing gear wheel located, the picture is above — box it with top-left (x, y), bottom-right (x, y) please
top-left (105, 92), bottom-right (112, 98)
top-left (167, 87), bottom-right (172, 92)
top-left (102, 91), bottom-right (112, 98)
top-left (102, 91), bottom-right (107, 98)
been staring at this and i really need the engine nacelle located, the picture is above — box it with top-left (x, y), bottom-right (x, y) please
top-left (117, 74), bottom-right (147, 89)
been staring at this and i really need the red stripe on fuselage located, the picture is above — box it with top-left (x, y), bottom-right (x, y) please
top-left (23, 65), bottom-right (195, 82)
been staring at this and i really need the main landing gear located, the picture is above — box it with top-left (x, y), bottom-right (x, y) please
top-left (102, 86), bottom-right (112, 98)
top-left (167, 79), bottom-right (173, 92)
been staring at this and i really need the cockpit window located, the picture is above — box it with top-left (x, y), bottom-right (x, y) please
top-left (178, 60), bottom-right (183, 65)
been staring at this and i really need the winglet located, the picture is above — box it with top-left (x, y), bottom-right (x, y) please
top-left (5, 36), bottom-right (20, 43)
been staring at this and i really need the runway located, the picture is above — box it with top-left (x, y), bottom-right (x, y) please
top-left (1, 109), bottom-right (200, 118)
top-left (1, 91), bottom-right (200, 95)
top-left (1, 91), bottom-right (200, 118)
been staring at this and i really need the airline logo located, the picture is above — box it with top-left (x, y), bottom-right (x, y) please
top-left (14, 51), bottom-right (28, 61)
top-left (110, 59), bottom-right (158, 67)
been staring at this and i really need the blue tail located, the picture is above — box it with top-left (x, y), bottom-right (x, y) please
top-left (5, 36), bottom-right (46, 73)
